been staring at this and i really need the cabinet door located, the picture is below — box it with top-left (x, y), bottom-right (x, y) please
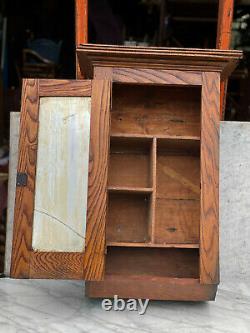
top-left (10, 79), bottom-right (111, 280)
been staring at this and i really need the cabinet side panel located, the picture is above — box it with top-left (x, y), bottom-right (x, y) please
top-left (200, 72), bottom-right (220, 284)
top-left (84, 80), bottom-right (111, 280)
top-left (10, 79), bottom-right (39, 278)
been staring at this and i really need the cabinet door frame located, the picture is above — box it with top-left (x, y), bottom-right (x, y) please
top-left (11, 78), bottom-right (111, 280)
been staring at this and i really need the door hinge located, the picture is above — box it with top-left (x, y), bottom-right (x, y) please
top-left (16, 172), bottom-right (28, 187)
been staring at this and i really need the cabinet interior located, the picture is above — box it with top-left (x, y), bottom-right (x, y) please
top-left (107, 83), bottom-right (201, 279)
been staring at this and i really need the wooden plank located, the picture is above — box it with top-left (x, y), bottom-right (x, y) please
top-left (200, 72), bottom-right (220, 284)
top-left (75, 0), bottom-right (88, 46)
top-left (112, 68), bottom-right (202, 85)
top-left (107, 242), bottom-right (199, 249)
top-left (4, 112), bottom-right (20, 276)
top-left (86, 277), bottom-right (217, 301)
top-left (150, 138), bottom-right (157, 242)
top-left (10, 79), bottom-right (39, 278)
top-left (39, 80), bottom-right (92, 96)
top-left (216, 0), bottom-right (234, 119)
top-left (29, 252), bottom-right (84, 279)
top-left (32, 97), bottom-right (91, 252)
top-left (83, 80), bottom-right (111, 280)
top-left (75, 0), bottom-right (88, 79)
top-left (155, 199), bottom-right (200, 244)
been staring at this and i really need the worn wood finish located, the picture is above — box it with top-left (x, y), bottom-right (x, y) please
top-left (75, 0), bottom-right (88, 46)
top-left (11, 79), bottom-right (39, 278)
top-left (112, 68), bottom-right (202, 85)
top-left (86, 277), bottom-right (217, 301)
top-left (106, 247), bottom-right (199, 278)
top-left (11, 79), bottom-right (110, 281)
top-left (108, 137), bottom-right (151, 188)
top-left (83, 80), bottom-right (111, 280)
top-left (82, 46), bottom-right (241, 300)
top-left (111, 84), bottom-right (201, 137)
top-left (77, 44), bottom-right (242, 79)
top-left (200, 72), bottom-right (220, 284)
top-left (75, 0), bottom-right (88, 79)
top-left (39, 80), bottom-right (92, 96)
top-left (216, 0), bottom-right (235, 119)
top-left (155, 199), bottom-right (200, 244)
top-left (30, 252), bottom-right (84, 279)
top-left (107, 192), bottom-right (150, 243)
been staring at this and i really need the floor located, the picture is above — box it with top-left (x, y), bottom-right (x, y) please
top-left (0, 278), bottom-right (249, 333)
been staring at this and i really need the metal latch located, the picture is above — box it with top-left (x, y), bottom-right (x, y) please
top-left (16, 172), bottom-right (28, 186)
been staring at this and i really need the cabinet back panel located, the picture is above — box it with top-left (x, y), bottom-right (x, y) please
top-left (111, 84), bottom-right (201, 137)
top-left (108, 137), bottom-right (151, 188)
top-left (107, 193), bottom-right (150, 243)
top-left (155, 199), bottom-right (200, 244)
top-left (106, 247), bottom-right (199, 278)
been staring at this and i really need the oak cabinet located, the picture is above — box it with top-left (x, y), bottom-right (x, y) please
top-left (11, 45), bottom-right (242, 301)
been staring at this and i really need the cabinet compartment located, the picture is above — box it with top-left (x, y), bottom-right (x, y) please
top-left (108, 137), bottom-right (152, 188)
top-left (106, 247), bottom-right (199, 279)
top-left (155, 139), bottom-right (200, 244)
top-left (107, 192), bottom-right (150, 243)
top-left (111, 84), bottom-right (201, 137)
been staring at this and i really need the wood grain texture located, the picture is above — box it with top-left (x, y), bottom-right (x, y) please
top-left (112, 68), bottom-right (202, 85)
top-left (11, 79), bottom-right (111, 281)
top-left (106, 247), bottom-right (199, 278)
top-left (30, 252), bottom-right (84, 279)
top-left (111, 84), bottom-right (201, 138)
top-left (83, 80), bottom-right (111, 280)
top-left (11, 79), bottom-right (39, 278)
top-left (216, 0), bottom-right (234, 119)
top-left (77, 44), bottom-right (242, 79)
top-left (200, 72), bottom-right (220, 284)
top-left (39, 79), bottom-right (92, 96)
top-left (86, 277), bottom-right (217, 301)
top-left (75, 0), bottom-right (88, 46)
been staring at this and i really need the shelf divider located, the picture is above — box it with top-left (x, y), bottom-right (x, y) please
top-left (108, 186), bottom-right (153, 194)
top-left (149, 137), bottom-right (157, 243)
top-left (106, 241), bottom-right (199, 249)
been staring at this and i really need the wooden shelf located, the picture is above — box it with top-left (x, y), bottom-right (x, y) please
top-left (108, 186), bottom-right (153, 194)
top-left (107, 241), bottom-right (199, 249)
top-left (111, 133), bottom-right (200, 141)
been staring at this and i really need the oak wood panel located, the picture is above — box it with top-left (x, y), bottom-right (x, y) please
top-left (200, 72), bottom-right (220, 284)
top-left (86, 277), bottom-right (217, 301)
top-left (106, 247), bottom-right (199, 278)
top-left (111, 84), bottom-right (201, 137)
top-left (107, 242), bottom-right (199, 249)
top-left (112, 68), bottom-right (202, 85)
top-left (155, 199), bottom-right (200, 244)
top-left (157, 155), bottom-right (200, 200)
top-left (108, 137), bottom-right (151, 188)
top-left (83, 79), bottom-right (111, 280)
top-left (107, 193), bottom-right (150, 243)
top-left (39, 80), bottom-right (92, 96)
top-left (150, 138), bottom-right (157, 242)
top-left (30, 252), bottom-right (84, 279)
top-left (77, 44), bottom-right (242, 79)
top-left (11, 79), bottom-right (39, 278)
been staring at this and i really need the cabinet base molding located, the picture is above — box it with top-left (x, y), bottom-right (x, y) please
top-left (86, 276), bottom-right (217, 301)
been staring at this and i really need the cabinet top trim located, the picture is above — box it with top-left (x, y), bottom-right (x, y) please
top-left (77, 44), bottom-right (243, 80)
